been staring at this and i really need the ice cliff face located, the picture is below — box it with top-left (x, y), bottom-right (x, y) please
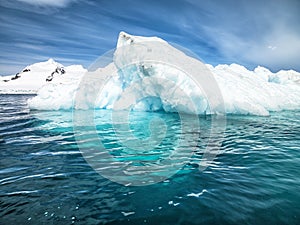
top-left (210, 64), bottom-right (300, 115)
top-left (3, 32), bottom-right (300, 115)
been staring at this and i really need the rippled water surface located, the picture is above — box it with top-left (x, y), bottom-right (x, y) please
top-left (1, 94), bottom-right (300, 225)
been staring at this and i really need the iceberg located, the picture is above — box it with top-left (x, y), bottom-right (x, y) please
top-left (6, 32), bottom-right (300, 115)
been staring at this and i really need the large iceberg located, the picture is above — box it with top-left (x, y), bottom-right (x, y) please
top-left (13, 32), bottom-right (300, 115)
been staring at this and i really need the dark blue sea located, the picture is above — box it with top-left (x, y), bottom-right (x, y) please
top-left (0, 94), bottom-right (300, 225)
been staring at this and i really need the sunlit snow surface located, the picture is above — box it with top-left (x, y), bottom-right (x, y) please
top-left (0, 59), bottom-right (86, 95)
top-left (1, 32), bottom-right (300, 115)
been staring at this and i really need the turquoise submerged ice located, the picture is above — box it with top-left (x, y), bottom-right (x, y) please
top-left (27, 32), bottom-right (300, 115)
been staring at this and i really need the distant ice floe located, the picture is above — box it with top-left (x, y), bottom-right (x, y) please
top-left (1, 32), bottom-right (300, 116)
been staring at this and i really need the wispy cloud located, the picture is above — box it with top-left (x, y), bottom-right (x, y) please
top-left (0, 0), bottom-right (299, 75)
top-left (184, 0), bottom-right (300, 71)
top-left (16, 0), bottom-right (75, 8)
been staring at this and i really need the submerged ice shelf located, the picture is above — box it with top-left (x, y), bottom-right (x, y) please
top-left (1, 32), bottom-right (300, 116)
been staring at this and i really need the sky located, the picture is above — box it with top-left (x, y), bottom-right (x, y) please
top-left (0, 0), bottom-right (299, 75)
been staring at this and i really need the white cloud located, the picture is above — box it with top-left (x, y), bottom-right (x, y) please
top-left (268, 46), bottom-right (277, 51)
top-left (16, 0), bottom-right (74, 8)
top-left (192, 0), bottom-right (300, 71)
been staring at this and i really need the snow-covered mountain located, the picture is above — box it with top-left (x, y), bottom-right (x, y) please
top-left (0, 59), bottom-right (86, 94)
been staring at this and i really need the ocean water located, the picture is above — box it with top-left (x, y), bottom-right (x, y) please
top-left (0, 94), bottom-right (300, 225)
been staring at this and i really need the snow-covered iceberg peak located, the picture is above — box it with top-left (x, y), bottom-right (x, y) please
top-left (73, 31), bottom-right (223, 114)
top-left (27, 32), bottom-right (300, 116)
top-left (117, 31), bottom-right (166, 48)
